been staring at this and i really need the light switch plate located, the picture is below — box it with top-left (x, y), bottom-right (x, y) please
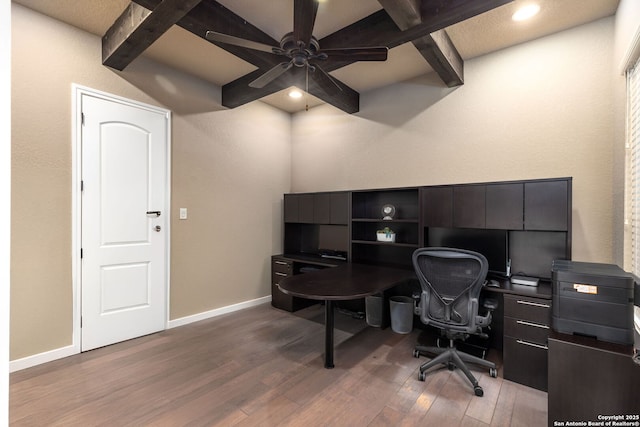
top-left (179, 208), bottom-right (187, 220)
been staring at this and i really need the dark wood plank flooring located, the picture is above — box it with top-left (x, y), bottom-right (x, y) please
top-left (10, 303), bottom-right (547, 426)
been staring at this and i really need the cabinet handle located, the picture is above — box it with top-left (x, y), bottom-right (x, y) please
top-left (516, 339), bottom-right (548, 350)
top-left (274, 261), bottom-right (289, 266)
top-left (516, 320), bottom-right (549, 329)
top-left (274, 272), bottom-right (288, 277)
top-left (516, 300), bottom-right (550, 308)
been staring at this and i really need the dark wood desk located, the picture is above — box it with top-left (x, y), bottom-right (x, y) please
top-left (277, 263), bottom-right (415, 368)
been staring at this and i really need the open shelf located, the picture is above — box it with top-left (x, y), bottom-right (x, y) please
top-left (351, 188), bottom-right (420, 268)
top-left (352, 240), bottom-right (419, 248)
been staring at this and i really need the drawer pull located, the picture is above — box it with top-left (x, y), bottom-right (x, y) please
top-left (274, 272), bottom-right (288, 277)
top-left (516, 320), bottom-right (549, 329)
top-left (516, 300), bottom-right (550, 308)
top-left (516, 339), bottom-right (548, 350)
top-left (274, 261), bottom-right (289, 266)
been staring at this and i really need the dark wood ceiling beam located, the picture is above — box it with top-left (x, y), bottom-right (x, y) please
top-left (131, 0), bottom-right (282, 70)
top-left (222, 70), bottom-right (288, 109)
top-left (320, 0), bottom-right (512, 60)
top-left (103, 0), bottom-right (203, 70)
top-left (413, 31), bottom-right (463, 86)
top-left (222, 67), bottom-right (359, 113)
top-left (378, 0), bottom-right (463, 86)
top-left (302, 68), bottom-right (359, 114)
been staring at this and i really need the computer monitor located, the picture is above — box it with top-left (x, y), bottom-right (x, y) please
top-left (509, 231), bottom-right (568, 280)
top-left (426, 227), bottom-right (510, 277)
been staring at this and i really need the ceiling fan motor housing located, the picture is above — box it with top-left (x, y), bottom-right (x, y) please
top-left (279, 32), bottom-right (321, 66)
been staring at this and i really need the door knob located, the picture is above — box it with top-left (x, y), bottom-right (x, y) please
top-left (154, 225), bottom-right (161, 232)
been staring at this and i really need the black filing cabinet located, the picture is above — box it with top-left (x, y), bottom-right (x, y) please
top-left (503, 294), bottom-right (551, 391)
top-left (271, 257), bottom-right (294, 311)
top-left (271, 255), bottom-right (334, 312)
top-left (272, 256), bottom-right (313, 312)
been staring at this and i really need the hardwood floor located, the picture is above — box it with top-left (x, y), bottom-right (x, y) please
top-left (10, 303), bottom-right (548, 426)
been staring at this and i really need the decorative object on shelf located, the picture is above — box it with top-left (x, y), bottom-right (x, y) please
top-left (376, 227), bottom-right (396, 242)
top-left (381, 204), bottom-right (396, 220)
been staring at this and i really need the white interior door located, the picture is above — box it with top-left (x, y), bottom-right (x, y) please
top-left (81, 93), bottom-right (169, 351)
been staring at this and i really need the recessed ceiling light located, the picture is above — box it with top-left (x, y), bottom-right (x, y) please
top-left (288, 89), bottom-right (303, 99)
top-left (512, 4), bottom-right (540, 21)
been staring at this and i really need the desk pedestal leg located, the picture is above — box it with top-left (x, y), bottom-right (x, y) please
top-left (324, 300), bottom-right (334, 369)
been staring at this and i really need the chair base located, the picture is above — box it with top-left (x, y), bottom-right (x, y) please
top-left (414, 340), bottom-right (497, 397)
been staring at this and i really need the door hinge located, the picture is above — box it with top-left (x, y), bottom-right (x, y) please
top-left (80, 317), bottom-right (83, 328)
top-left (80, 248), bottom-right (83, 259)
top-left (81, 180), bottom-right (84, 192)
top-left (81, 112), bottom-right (85, 126)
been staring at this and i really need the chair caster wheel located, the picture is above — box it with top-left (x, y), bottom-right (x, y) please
top-left (447, 362), bottom-right (455, 371)
top-left (474, 386), bottom-right (484, 397)
top-left (418, 371), bottom-right (426, 381)
top-left (413, 349), bottom-right (421, 358)
top-left (490, 368), bottom-right (497, 378)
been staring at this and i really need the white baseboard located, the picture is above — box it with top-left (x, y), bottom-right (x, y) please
top-left (9, 344), bottom-right (79, 373)
top-left (9, 296), bottom-right (272, 372)
top-left (167, 296), bottom-right (272, 329)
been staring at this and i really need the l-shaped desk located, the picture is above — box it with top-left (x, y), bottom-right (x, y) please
top-left (275, 254), bottom-right (553, 383)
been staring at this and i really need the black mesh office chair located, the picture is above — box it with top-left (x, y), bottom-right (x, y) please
top-left (412, 247), bottom-right (497, 396)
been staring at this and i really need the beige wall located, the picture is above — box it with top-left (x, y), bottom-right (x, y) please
top-left (291, 17), bottom-right (620, 265)
top-left (10, 5), bottom-right (290, 360)
top-left (2, 0), bottom-right (11, 420)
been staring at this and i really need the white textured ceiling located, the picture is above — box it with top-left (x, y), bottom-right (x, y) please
top-left (12, 0), bottom-right (620, 112)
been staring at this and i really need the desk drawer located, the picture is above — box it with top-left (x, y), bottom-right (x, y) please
top-left (272, 259), bottom-right (293, 275)
top-left (272, 271), bottom-right (289, 286)
top-left (504, 316), bottom-right (549, 344)
top-left (504, 294), bottom-right (551, 324)
top-left (503, 335), bottom-right (548, 391)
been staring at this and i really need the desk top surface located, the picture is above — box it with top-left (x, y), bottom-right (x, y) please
top-left (277, 263), bottom-right (415, 301)
top-left (484, 277), bottom-right (552, 299)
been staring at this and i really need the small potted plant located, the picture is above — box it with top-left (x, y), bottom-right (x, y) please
top-left (376, 227), bottom-right (396, 243)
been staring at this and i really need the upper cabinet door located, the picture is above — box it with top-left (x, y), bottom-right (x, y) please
top-left (422, 186), bottom-right (453, 228)
top-left (284, 193), bottom-right (314, 223)
top-left (524, 180), bottom-right (569, 231)
top-left (453, 185), bottom-right (486, 228)
top-left (330, 192), bottom-right (349, 225)
top-left (486, 183), bottom-right (524, 229)
top-left (313, 193), bottom-right (331, 224)
top-left (283, 193), bottom-right (299, 223)
top-left (298, 194), bottom-right (315, 223)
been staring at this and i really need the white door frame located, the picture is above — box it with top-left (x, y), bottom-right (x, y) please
top-left (72, 84), bottom-right (171, 353)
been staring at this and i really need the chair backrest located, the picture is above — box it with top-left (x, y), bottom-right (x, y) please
top-left (412, 247), bottom-right (488, 334)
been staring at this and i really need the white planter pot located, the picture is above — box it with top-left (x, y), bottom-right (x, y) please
top-left (376, 232), bottom-right (396, 243)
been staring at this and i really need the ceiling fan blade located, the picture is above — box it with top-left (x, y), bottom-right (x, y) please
top-left (320, 46), bottom-right (389, 61)
top-left (294, 0), bottom-right (318, 48)
top-left (311, 64), bottom-right (343, 95)
top-left (249, 62), bottom-right (293, 88)
top-left (205, 31), bottom-right (277, 54)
